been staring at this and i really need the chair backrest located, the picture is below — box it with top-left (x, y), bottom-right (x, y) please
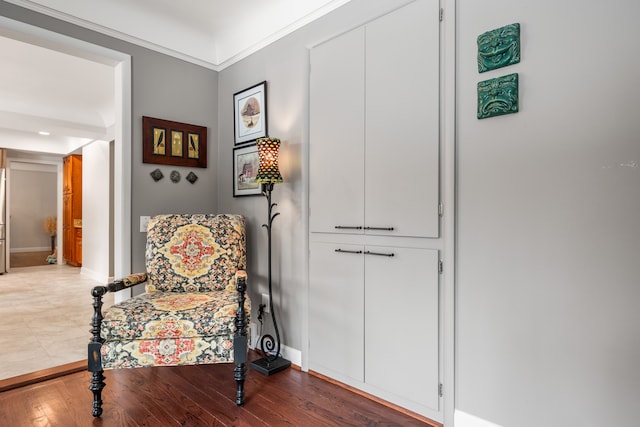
top-left (145, 214), bottom-right (246, 292)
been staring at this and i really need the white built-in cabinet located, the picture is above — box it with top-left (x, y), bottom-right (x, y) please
top-left (309, 241), bottom-right (365, 382)
top-left (309, 239), bottom-right (440, 412)
top-left (310, 0), bottom-right (439, 239)
top-left (310, 26), bottom-right (366, 234)
top-left (309, 0), bottom-right (442, 420)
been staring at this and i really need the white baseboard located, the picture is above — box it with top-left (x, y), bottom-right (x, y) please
top-left (455, 410), bottom-right (503, 427)
top-left (281, 344), bottom-right (302, 367)
top-left (249, 322), bottom-right (258, 349)
top-left (248, 328), bottom-right (302, 368)
top-left (10, 246), bottom-right (51, 253)
top-left (80, 266), bottom-right (109, 284)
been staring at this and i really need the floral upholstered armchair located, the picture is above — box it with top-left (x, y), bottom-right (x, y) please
top-left (88, 214), bottom-right (250, 417)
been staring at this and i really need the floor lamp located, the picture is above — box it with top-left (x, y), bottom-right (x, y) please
top-left (250, 137), bottom-right (291, 375)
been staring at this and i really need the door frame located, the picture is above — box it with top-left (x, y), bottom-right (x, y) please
top-left (0, 16), bottom-right (132, 282)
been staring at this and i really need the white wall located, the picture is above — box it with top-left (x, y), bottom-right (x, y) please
top-left (456, 1), bottom-right (640, 426)
top-left (8, 162), bottom-right (57, 252)
top-left (81, 140), bottom-right (110, 282)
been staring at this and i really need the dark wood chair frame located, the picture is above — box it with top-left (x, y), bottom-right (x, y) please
top-left (88, 275), bottom-right (248, 417)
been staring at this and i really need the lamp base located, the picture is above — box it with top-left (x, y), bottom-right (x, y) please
top-left (250, 355), bottom-right (291, 376)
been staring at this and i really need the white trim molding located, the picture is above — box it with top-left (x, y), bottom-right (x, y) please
top-left (81, 266), bottom-right (109, 284)
top-left (455, 410), bottom-right (504, 427)
top-left (3, 0), bottom-right (353, 71)
top-left (281, 344), bottom-right (303, 369)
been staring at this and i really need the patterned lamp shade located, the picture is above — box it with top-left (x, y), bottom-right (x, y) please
top-left (255, 137), bottom-right (283, 184)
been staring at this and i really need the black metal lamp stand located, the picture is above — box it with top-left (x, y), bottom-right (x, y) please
top-left (250, 182), bottom-right (291, 375)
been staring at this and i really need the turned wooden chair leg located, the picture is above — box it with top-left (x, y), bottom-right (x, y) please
top-left (89, 286), bottom-right (106, 417)
top-left (234, 275), bottom-right (248, 405)
top-left (234, 359), bottom-right (246, 405)
top-left (89, 370), bottom-right (105, 417)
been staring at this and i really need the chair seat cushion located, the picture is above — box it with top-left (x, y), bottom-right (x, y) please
top-left (100, 335), bottom-right (236, 368)
top-left (101, 290), bottom-right (250, 341)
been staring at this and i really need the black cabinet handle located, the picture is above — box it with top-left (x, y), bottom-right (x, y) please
top-left (335, 225), bottom-right (363, 230)
top-left (364, 226), bottom-right (394, 231)
top-left (364, 250), bottom-right (395, 257)
top-left (334, 249), bottom-right (363, 254)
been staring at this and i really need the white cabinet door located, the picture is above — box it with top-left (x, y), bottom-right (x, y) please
top-left (310, 27), bottom-right (365, 234)
top-left (365, 246), bottom-right (440, 412)
top-left (309, 240), bottom-right (364, 381)
top-left (365, 0), bottom-right (440, 238)
top-left (308, 0), bottom-right (442, 417)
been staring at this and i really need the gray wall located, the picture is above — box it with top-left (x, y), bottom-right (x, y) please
top-left (217, 0), bottom-right (414, 355)
top-left (0, 1), bottom-right (219, 274)
top-left (456, 0), bottom-right (640, 426)
top-left (9, 167), bottom-right (56, 251)
top-left (128, 44), bottom-right (218, 274)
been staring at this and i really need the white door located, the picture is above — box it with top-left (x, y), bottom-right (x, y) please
top-left (365, 0), bottom-right (440, 238)
top-left (365, 245), bottom-right (440, 412)
top-left (309, 27), bottom-right (365, 234)
top-left (309, 240), bottom-right (365, 381)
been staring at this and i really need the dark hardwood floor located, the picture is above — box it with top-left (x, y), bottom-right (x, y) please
top-left (0, 352), bottom-right (440, 426)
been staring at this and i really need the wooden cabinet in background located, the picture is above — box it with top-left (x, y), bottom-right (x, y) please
top-left (63, 155), bottom-right (82, 266)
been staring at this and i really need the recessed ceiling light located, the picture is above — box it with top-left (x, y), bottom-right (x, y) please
top-left (38, 131), bottom-right (50, 136)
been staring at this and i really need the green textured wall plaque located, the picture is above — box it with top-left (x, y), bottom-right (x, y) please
top-left (477, 73), bottom-right (519, 119)
top-left (478, 23), bottom-right (520, 73)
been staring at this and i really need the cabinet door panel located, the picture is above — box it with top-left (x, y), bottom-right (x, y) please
top-left (63, 155), bottom-right (82, 266)
top-left (309, 241), bottom-right (364, 381)
top-left (365, 0), bottom-right (440, 238)
top-left (63, 194), bottom-right (73, 261)
top-left (365, 246), bottom-right (439, 411)
top-left (310, 28), bottom-right (365, 234)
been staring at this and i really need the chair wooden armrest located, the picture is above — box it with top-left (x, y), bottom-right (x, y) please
top-left (106, 272), bottom-right (148, 292)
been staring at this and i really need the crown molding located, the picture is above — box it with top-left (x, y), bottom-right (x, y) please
top-left (2, 0), bottom-right (220, 70)
top-left (3, 0), bottom-right (353, 71)
top-left (217, 0), bottom-right (353, 69)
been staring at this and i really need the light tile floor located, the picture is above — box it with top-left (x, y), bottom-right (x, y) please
top-left (0, 264), bottom-right (114, 379)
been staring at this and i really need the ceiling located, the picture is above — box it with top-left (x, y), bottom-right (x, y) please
top-left (0, 0), bottom-right (352, 158)
top-left (0, 34), bottom-right (115, 157)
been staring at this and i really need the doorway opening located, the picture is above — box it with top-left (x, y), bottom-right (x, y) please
top-left (0, 15), bottom-right (131, 281)
top-left (0, 16), bottom-right (131, 380)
